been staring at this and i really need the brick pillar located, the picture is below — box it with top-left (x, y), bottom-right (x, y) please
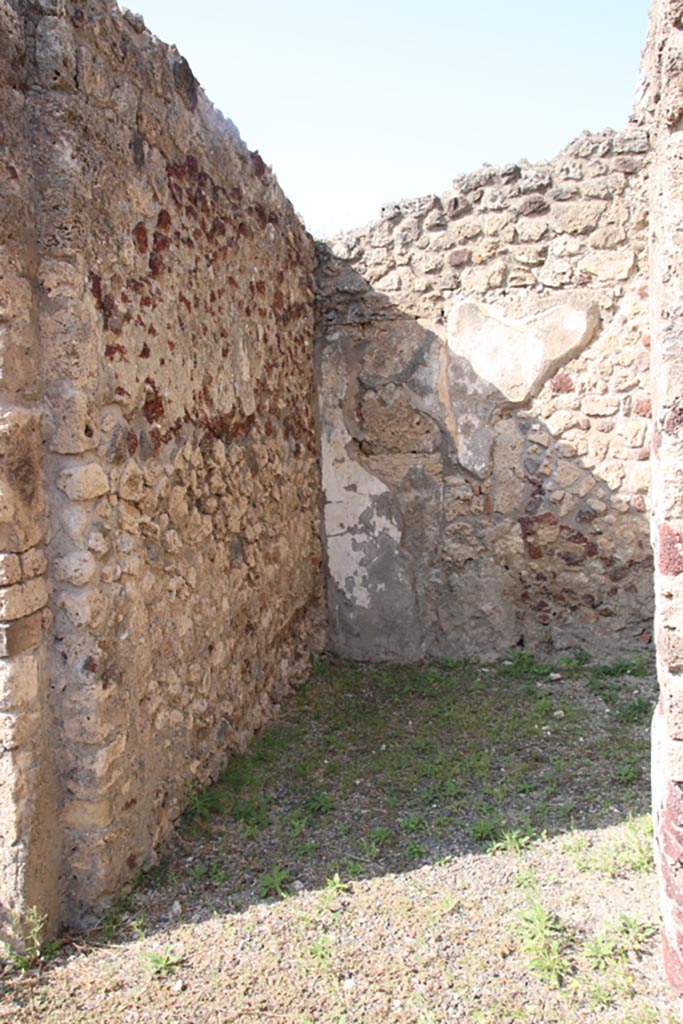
top-left (644, 0), bottom-right (683, 994)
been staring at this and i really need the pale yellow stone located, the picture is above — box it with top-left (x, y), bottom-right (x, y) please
top-left (54, 551), bottom-right (96, 587)
top-left (21, 548), bottom-right (47, 579)
top-left (554, 462), bottom-right (581, 488)
top-left (0, 578), bottom-right (48, 621)
top-left (583, 395), bottom-right (620, 416)
top-left (64, 799), bottom-right (113, 831)
top-left (0, 554), bottom-right (21, 587)
top-left (57, 464), bottom-right (110, 501)
top-left (0, 654), bottom-right (39, 710)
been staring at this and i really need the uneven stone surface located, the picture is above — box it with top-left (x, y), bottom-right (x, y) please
top-left (0, 0), bottom-right (60, 946)
top-left (316, 127), bottom-right (654, 663)
top-left (642, 0), bottom-right (683, 994)
top-left (3, 0), bottom-right (683, 983)
top-left (0, 0), bottom-right (322, 937)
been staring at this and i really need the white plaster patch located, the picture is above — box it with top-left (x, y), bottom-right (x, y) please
top-left (320, 344), bottom-right (400, 608)
top-left (446, 300), bottom-right (600, 405)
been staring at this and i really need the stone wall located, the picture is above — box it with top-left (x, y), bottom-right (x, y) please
top-left (316, 129), bottom-right (654, 662)
top-left (0, 0), bottom-right (61, 941)
top-left (1, 0), bottom-right (322, 934)
top-left (642, 0), bottom-right (683, 994)
top-left (3, 0), bottom-right (682, 960)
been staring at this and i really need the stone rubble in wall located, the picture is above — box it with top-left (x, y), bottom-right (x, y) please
top-left (316, 126), bottom-right (654, 661)
top-left (326, 126), bottom-right (649, 321)
top-left (0, 0), bottom-right (323, 930)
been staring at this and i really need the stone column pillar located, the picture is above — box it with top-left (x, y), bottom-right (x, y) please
top-left (646, 0), bottom-right (683, 994)
top-left (0, 0), bottom-right (60, 944)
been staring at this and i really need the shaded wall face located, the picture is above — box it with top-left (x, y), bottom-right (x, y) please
top-left (317, 129), bottom-right (653, 662)
top-left (3, 0), bottom-right (322, 926)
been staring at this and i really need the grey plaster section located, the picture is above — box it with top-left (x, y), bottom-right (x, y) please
top-left (319, 332), bottom-right (424, 660)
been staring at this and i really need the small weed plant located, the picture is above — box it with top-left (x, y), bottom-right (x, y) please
top-left (142, 943), bottom-right (182, 977)
top-left (258, 865), bottom-right (291, 898)
top-left (5, 906), bottom-right (60, 972)
top-left (324, 872), bottom-right (351, 896)
top-left (304, 790), bottom-right (335, 816)
top-left (488, 828), bottom-right (538, 855)
top-left (515, 897), bottom-right (573, 987)
top-left (469, 814), bottom-right (503, 844)
top-left (183, 781), bottom-right (223, 833)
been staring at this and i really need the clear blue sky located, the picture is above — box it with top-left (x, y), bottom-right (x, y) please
top-left (127, 0), bottom-right (650, 238)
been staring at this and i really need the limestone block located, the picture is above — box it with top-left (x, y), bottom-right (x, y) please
top-left (625, 462), bottom-right (651, 495)
top-left (359, 387), bottom-right (440, 455)
top-left (554, 462), bottom-right (582, 489)
top-left (0, 409), bottom-right (45, 552)
top-left (57, 464), bottom-right (109, 501)
top-left (168, 486), bottom-right (189, 528)
top-left (590, 224), bottom-right (628, 249)
top-left (514, 246), bottom-right (547, 269)
top-left (0, 611), bottom-right (45, 658)
top-left (0, 578), bottom-right (48, 622)
top-left (550, 200), bottom-right (606, 235)
top-left (0, 708), bottom-right (41, 750)
top-left (75, 44), bottom-right (112, 104)
top-left (0, 259), bottom-right (32, 322)
top-left (546, 409), bottom-right (580, 436)
top-left (582, 395), bottom-right (620, 416)
top-left (58, 503), bottom-right (91, 546)
top-left (118, 461), bottom-right (145, 503)
top-left (54, 551), bottom-right (96, 586)
top-left (578, 249), bottom-right (635, 282)
top-left (47, 386), bottom-right (98, 454)
top-left (35, 16), bottom-right (77, 91)
top-left (361, 454), bottom-right (442, 489)
top-left (56, 588), bottom-right (104, 629)
top-left (613, 127), bottom-right (649, 154)
top-left (0, 321), bottom-right (40, 395)
top-left (601, 460), bottom-right (626, 491)
top-left (535, 255), bottom-right (574, 287)
top-left (0, 555), bottom-right (21, 587)
top-left (619, 421), bottom-right (648, 448)
top-left (0, 654), bottom-right (39, 711)
top-left (516, 218), bottom-right (548, 242)
top-left (63, 799), bottom-right (112, 832)
top-left (21, 548), bottom-right (47, 579)
top-left (461, 260), bottom-right (507, 293)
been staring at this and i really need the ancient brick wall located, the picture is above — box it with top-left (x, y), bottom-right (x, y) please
top-left (642, 0), bottom-right (683, 994)
top-left (316, 129), bottom-right (653, 662)
top-left (1, 0), bottom-right (322, 933)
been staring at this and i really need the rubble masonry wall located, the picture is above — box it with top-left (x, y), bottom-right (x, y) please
top-left (316, 127), bottom-right (654, 663)
top-left (0, 0), bottom-right (322, 933)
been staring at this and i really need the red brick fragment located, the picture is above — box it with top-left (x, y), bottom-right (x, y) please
top-left (659, 523), bottom-right (683, 575)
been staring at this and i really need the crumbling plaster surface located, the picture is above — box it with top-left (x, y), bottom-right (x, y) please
top-left (316, 127), bottom-right (654, 662)
top-left (1, 0), bottom-right (323, 932)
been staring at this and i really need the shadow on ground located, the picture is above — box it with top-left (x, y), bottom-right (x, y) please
top-left (123, 650), bottom-right (655, 930)
top-left (4, 651), bottom-right (674, 1024)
